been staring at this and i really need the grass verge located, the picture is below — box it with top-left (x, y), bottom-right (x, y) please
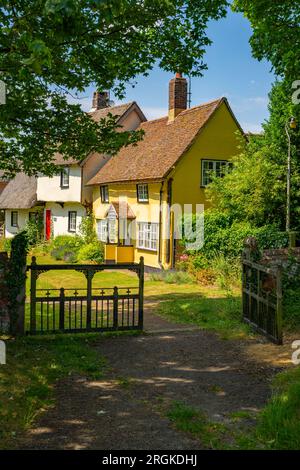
top-left (254, 365), bottom-right (300, 449)
top-left (167, 365), bottom-right (300, 450)
top-left (156, 292), bottom-right (251, 340)
top-left (0, 333), bottom-right (106, 449)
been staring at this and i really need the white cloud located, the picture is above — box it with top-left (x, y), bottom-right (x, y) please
top-left (233, 96), bottom-right (269, 113)
top-left (143, 106), bottom-right (167, 120)
top-left (240, 122), bottom-right (263, 134)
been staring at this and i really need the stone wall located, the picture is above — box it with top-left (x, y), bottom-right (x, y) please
top-left (0, 252), bottom-right (10, 332)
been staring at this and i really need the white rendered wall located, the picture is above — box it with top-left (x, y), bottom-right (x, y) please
top-left (4, 209), bottom-right (30, 238)
top-left (37, 165), bottom-right (82, 203)
top-left (45, 202), bottom-right (85, 237)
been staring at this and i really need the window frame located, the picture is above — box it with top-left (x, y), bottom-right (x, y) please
top-left (137, 222), bottom-right (158, 252)
top-left (60, 167), bottom-right (70, 189)
top-left (136, 183), bottom-right (149, 203)
top-left (68, 211), bottom-right (77, 233)
top-left (201, 159), bottom-right (229, 188)
top-left (97, 219), bottom-right (108, 243)
top-left (100, 185), bottom-right (109, 203)
top-left (11, 211), bottom-right (18, 227)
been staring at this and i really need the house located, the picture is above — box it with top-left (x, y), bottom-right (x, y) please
top-left (0, 172), bottom-right (9, 237)
top-left (87, 74), bottom-right (244, 269)
top-left (0, 173), bottom-right (39, 238)
top-left (0, 95), bottom-right (146, 239)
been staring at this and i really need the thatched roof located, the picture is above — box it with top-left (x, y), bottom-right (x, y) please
top-left (0, 173), bottom-right (37, 209)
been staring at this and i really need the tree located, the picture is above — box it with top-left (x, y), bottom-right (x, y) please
top-left (0, 0), bottom-right (229, 176)
top-left (207, 80), bottom-right (300, 230)
top-left (233, 0), bottom-right (300, 81)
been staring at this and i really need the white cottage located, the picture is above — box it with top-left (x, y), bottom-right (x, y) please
top-left (0, 95), bottom-right (146, 239)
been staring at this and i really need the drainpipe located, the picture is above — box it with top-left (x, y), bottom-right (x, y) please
top-left (158, 182), bottom-right (164, 268)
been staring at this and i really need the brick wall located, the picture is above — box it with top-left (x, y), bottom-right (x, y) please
top-left (0, 252), bottom-right (10, 332)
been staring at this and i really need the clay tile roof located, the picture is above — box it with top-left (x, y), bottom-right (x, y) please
top-left (0, 173), bottom-right (37, 209)
top-left (53, 102), bottom-right (143, 166)
top-left (105, 201), bottom-right (136, 220)
top-left (88, 102), bottom-right (134, 123)
top-left (87, 98), bottom-right (228, 185)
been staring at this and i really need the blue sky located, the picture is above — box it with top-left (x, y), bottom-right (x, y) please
top-left (76, 9), bottom-right (275, 133)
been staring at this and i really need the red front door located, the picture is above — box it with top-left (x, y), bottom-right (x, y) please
top-left (45, 209), bottom-right (51, 240)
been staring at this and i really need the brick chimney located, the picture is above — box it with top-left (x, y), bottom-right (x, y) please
top-left (168, 73), bottom-right (187, 122)
top-left (91, 91), bottom-right (109, 110)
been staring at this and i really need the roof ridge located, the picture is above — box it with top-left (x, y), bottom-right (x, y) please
top-left (178, 98), bottom-right (224, 116)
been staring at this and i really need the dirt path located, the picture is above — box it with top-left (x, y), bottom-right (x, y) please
top-left (16, 301), bottom-right (289, 450)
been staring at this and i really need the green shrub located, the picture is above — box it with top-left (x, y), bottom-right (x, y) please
top-left (50, 235), bottom-right (83, 251)
top-left (79, 213), bottom-right (98, 244)
top-left (211, 254), bottom-right (241, 290)
top-left (50, 235), bottom-right (83, 262)
top-left (182, 210), bottom-right (289, 259)
top-left (77, 241), bottom-right (104, 264)
top-left (2, 238), bottom-right (12, 252)
top-left (25, 211), bottom-right (44, 246)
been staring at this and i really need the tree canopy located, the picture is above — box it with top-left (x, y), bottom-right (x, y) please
top-left (233, 0), bottom-right (300, 82)
top-left (0, 0), bottom-right (228, 176)
top-left (207, 80), bottom-right (300, 231)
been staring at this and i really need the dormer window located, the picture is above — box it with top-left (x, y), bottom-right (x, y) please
top-left (100, 185), bottom-right (109, 203)
top-left (137, 184), bottom-right (149, 203)
top-left (60, 167), bottom-right (70, 188)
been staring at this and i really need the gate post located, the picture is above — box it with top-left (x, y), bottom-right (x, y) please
top-left (59, 288), bottom-right (65, 331)
top-left (138, 257), bottom-right (144, 329)
top-left (86, 270), bottom-right (93, 330)
top-left (113, 286), bottom-right (118, 329)
top-left (30, 257), bottom-right (37, 334)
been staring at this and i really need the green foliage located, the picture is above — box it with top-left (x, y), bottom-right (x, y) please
top-left (211, 254), bottom-right (241, 290)
top-left (0, 0), bottom-right (228, 176)
top-left (77, 241), bottom-right (104, 264)
top-left (208, 80), bottom-right (300, 230)
top-left (183, 210), bottom-right (288, 260)
top-left (24, 212), bottom-right (44, 246)
top-left (255, 366), bottom-right (300, 450)
top-left (49, 234), bottom-right (104, 263)
top-left (2, 238), bottom-right (12, 252)
top-left (79, 213), bottom-right (98, 244)
top-left (50, 235), bottom-right (83, 262)
top-left (233, 1), bottom-right (300, 82)
top-left (7, 231), bottom-right (29, 335)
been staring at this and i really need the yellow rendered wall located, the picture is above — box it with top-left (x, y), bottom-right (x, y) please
top-left (93, 182), bottom-right (166, 269)
top-left (171, 101), bottom-right (243, 211)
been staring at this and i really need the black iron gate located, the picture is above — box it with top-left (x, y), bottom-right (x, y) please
top-left (242, 258), bottom-right (282, 344)
top-left (27, 256), bottom-right (144, 335)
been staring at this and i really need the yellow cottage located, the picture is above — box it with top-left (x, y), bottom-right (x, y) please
top-left (87, 74), bottom-right (244, 270)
